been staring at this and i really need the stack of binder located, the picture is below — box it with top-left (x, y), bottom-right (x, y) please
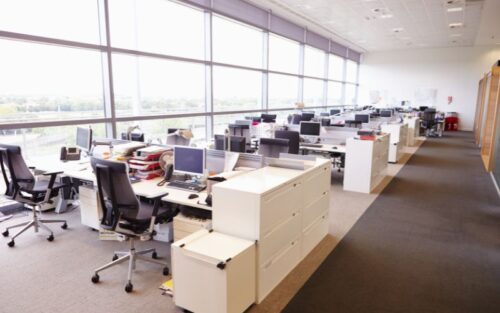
top-left (129, 146), bottom-right (168, 180)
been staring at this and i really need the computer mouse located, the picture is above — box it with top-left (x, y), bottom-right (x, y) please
top-left (188, 194), bottom-right (199, 199)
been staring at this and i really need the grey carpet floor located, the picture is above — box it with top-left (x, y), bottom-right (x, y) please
top-left (283, 131), bottom-right (500, 313)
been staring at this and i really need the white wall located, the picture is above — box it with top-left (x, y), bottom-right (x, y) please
top-left (358, 45), bottom-right (500, 130)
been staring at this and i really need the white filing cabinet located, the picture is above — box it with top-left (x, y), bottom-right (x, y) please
top-left (212, 159), bottom-right (330, 303)
top-left (404, 117), bottom-right (420, 146)
top-left (172, 229), bottom-right (256, 313)
top-left (343, 134), bottom-right (390, 194)
top-left (380, 123), bottom-right (408, 163)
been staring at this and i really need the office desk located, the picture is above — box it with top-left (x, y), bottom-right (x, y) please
top-left (300, 143), bottom-right (346, 154)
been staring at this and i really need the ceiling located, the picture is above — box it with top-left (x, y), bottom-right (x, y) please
top-left (248, 0), bottom-right (500, 52)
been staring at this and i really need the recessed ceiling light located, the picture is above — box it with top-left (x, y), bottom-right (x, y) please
top-left (449, 22), bottom-right (463, 28)
top-left (380, 14), bottom-right (393, 19)
top-left (447, 7), bottom-right (463, 12)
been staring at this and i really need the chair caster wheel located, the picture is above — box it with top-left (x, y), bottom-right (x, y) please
top-left (2, 230), bottom-right (9, 237)
top-left (47, 235), bottom-right (54, 242)
top-left (125, 282), bottom-right (133, 293)
top-left (91, 274), bottom-right (100, 283)
top-left (152, 251), bottom-right (158, 259)
top-left (7, 240), bottom-right (15, 247)
top-left (112, 254), bottom-right (118, 261)
top-left (61, 223), bottom-right (68, 230)
top-left (163, 267), bottom-right (169, 276)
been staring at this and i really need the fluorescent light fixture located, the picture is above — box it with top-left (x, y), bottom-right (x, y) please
top-left (447, 7), bottom-right (463, 12)
top-left (449, 22), bottom-right (463, 28)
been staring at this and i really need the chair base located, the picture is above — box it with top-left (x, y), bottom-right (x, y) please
top-left (91, 238), bottom-right (169, 293)
top-left (2, 205), bottom-right (67, 247)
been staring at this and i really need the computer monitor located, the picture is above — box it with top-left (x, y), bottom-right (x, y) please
top-left (214, 134), bottom-right (226, 151)
top-left (419, 106), bottom-right (429, 112)
top-left (299, 121), bottom-right (321, 136)
top-left (174, 146), bottom-right (205, 176)
top-left (235, 120), bottom-right (252, 126)
top-left (380, 110), bottom-right (393, 118)
top-left (245, 116), bottom-right (261, 122)
top-left (354, 114), bottom-right (370, 123)
top-left (330, 109), bottom-right (341, 116)
top-left (320, 112), bottom-right (330, 117)
top-left (76, 127), bottom-right (93, 152)
top-left (301, 113), bottom-right (315, 122)
top-left (261, 114), bottom-right (277, 123)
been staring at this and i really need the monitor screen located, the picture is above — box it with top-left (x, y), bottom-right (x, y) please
top-left (76, 127), bottom-right (92, 152)
top-left (301, 113), bottom-right (315, 121)
top-left (174, 146), bottom-right (205, 176)
top-left (354, 114), bottom-right (370, 123)
top-left (330, 109), bottom-right (341, 115)
top-left (261, 114), bottom-right (277, 123)
top-left (380, 110), bottom-right (392, 117)
top-left (299, 122), bottom-right (321, 136)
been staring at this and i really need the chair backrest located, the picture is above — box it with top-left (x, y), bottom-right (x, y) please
top-left (423, 109), bottom-right (436, 122)
top-left (0, 144), bottom-right (34, 196)
top-left (291, 114), bottom-right (302, 125)
top-left (275, 130), bottom-right (300, 154)
top-left (91, 157), bottom-right (140, 231)
top-left (259, 138), bottom-right (289, 158)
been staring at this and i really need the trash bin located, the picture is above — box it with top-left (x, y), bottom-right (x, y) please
top-left (445, 116), bottom-right (459, 131)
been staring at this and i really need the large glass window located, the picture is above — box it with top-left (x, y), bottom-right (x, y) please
top-left (109, 0), bottom-right (205, 60)
top-left (346, 60), bottom-right (359, 83)
top-left (268, 34), bottom-right (300, 74)
top-left (213, 66), bottom-right (262, 112)
top-left (268, 74), bottom-right (298, 109)
top-left (328, 82), bottom-right (343, 106)
top-left (0, 124), bottom-right (106, 160)
top-left (112, 54), bottom-right (206, 117)
top-left (0, 39), bottom-right (104, 125)
top-left (345, 84), bottom-right (357, 105)
top-left (304, 46), bottom-right (326, 78)
top-left (0, 0), bottom-right (100, 44)
top-left (303, 78), bottom-right (324, 107)
top-left (212, 16), bottom-right (263, 69)
top-left (329, 54), bottom-right (345, 81)
top-left (116, 117), bottom-right (206, 145)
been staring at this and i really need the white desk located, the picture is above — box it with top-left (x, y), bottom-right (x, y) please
top-left (300, 143), bottom-right (346, 154)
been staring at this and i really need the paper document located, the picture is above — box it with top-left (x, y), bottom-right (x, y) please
top-left (224, 151), bottom-right (240, 172)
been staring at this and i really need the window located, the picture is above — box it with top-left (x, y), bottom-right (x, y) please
top-left (268, 35), bottom-right (300, 74)
top-left (303, 78), bottom-right (324, 107)
top-left (0, 39), bottom-right (104, 125)
top-left (328, 82), bottom-right (343, 106)
top-left (112, 54), bottom-right (206, 117)
top-left (116, 117), bottom-right (206, 144)
top-left (212, 16), bottom-right (263, 69)
top-left (109, 0), bottom-right (205, 60)
top-left (0, 124), bottom-right (106, 160)
top-left (268, 74), bottom-right (298, 109)
top-left (304, 46), bottom-right (326, 78)
top-left (329, 54), bottom-right (345, 81)
top-left (345, 85), bottom-right (357, 105)
top-left (213, 66), bottom-right (262, 112)
top-left (0, 0), bottom-right (100, 44)
top-left (274, 109), bottom-right (296, 124)
top-left (346, 60), bottom-right (359, 83)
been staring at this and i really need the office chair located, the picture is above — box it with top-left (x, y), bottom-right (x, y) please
top-left (321, 118), bottom-right (331, 126)
top-left (90, 157), bottom-right (175, 293)
top-left (274, 130), bottom-right (300, 154)
top-left (275, 130), bottom-right (300, 154)
top-left (291, 114), bottom-right (302, 125)
top-left (258, 138), bottom-right (289, 158)
top-left (422, 108), bottom-right (437, 137)
top-left (0, 144), bottom-right (68, 247)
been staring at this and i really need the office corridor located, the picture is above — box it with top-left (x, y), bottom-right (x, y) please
top-left (283, 131), bottom-right (500, 313)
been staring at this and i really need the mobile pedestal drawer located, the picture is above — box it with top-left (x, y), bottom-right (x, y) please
top-left (172, 229), bottom-right (256, 313)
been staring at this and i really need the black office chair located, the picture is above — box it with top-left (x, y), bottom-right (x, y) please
top-left (275, 130), bottom-right (300, 154)
top-left (90, 157), bottom-right (175, 293)
top-left (0, 144), bottom-right (68, 247)
top-left (321, 118), bottom-right (331, 126)
top-left (258, 138), bottom-right (289, 158)
top-left (422, 108), bottom-right (437, 137)
top-left (291, 114), bottom-right (302, 125)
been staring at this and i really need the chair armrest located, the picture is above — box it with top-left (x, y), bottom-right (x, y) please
top-left (29, 166), bottom-right (36, 170)
top-left (42, 170), bottom-right (64, 176)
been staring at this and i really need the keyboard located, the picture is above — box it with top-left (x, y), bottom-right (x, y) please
top-left (167, 180), bottom-right (206, 192)
top-left (301, 143), bottom-right (323, 148)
